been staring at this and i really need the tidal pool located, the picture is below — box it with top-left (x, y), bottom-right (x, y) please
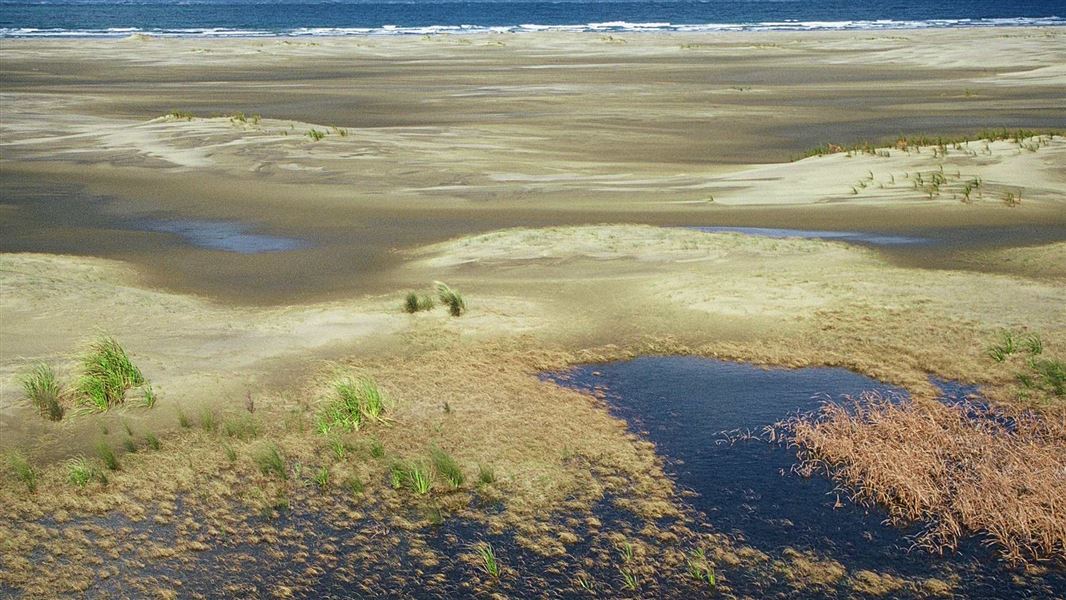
top-left (544, 356), bottom-right (1065, 599)
top-left (138, 219), bottom-right (309, 254)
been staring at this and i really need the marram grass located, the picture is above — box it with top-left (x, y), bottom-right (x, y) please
top-left (317, 376), bottom-right (389, 434)
top-left (22, 363), bottom-right (64, 421)
top-left (434, 281), bottom-right (466, 317)
top-left (75, 336), bottom-right (150, 413)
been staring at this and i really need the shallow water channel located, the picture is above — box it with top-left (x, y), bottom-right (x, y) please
top-left (545, 356), bottom-right (1066, 599)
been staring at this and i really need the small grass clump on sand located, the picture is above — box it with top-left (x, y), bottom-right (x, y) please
top-left (306, 128), bottom-right (326, 141)
top-left (435, 281), bottom-right (466, 316)
top-left (253, 443), bottom-right (287, 479)
top-left (403, 292), bottom-right (435, 313)
top-left (784, 391), bottom-right (1066, 565)
top-left (429, 446), bottom-right (464, 489)
top-left (75, 336), bottom-right (150, 413)
top-left (22, 363), bottom-right (64, 421)
top-left (144, 432), bottom-right (161, 451)
top-left (7, 453), bottom-right (38, 493)
top-left (317, 376), bottom-right (388, 434)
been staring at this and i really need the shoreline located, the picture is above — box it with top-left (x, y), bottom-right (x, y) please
top-left (4, 19), bottom-right (1066, 39)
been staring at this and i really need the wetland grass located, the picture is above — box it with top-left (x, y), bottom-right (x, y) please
top-left (22, 363), bottom-right (64, 421)
top-left (787, 391), bottom-right (1066, 564)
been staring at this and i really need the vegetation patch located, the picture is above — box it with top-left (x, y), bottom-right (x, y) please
top-left (403, 292), bottom-right (435, 313)
top-left (75, 336), bottom-right (153, 413)
top-left (316, 376), bottom-right (389, 434)
top-left (435, 281), bottom-right (466, 316)
top-left (21, 363), bottom-right (64, 421)
top-left (784, 392), bottom-right (1066, 565)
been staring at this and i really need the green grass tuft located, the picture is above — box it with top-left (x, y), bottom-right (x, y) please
top-left (392, 461), bottom-right (432, 494)
top-left (403, 292), bottom-right (435, 313)
top-left (687, 548), bottom-right (717, 587)
top-left (122, 438), bottom-right (138, 453)
top-left (254, 443), bottom-right (287, 479)
top-left (369, 438), bottom-right (386, 458)
top-left (8, 453), bottom-right (38, 493)
top-left (223, 414), bottom-right (261, 440)
top-left (317, 376), bottom-right (389, 434)
top-left (95, 441), bottom-right (120, 471)
top-left (430, 446), bottom-right (464, 489)
top-left (75, 336), bottom-right (148, 412)
top-left (477, 463), bottom-right (496, 486)
top-left (344, 476), bottom-right (365, 495)
top-left (22, 363), bottom-right (64, 421)
top-left (144, 432), bottom-right (161, 451)
top-left (434, 281), bottom-right (466, 317)
top-left (313, 466), bottom-right (331, 489)
top-left (222, 442), bottom-right (238, 462)
top-left (200, 408), bottom-right (218, 433)
top-left (66, 457), bottom-right (101, 487)
top-left (178, 407), bottom-right (191, 428)
top-left (475, 542), bottom-right (500, 577)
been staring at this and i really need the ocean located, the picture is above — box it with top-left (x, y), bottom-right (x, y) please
top-left (1, 0), bottom-right (1064, 38)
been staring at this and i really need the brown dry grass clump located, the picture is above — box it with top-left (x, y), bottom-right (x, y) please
top-left (785, 393), bottom-right (1066, 566)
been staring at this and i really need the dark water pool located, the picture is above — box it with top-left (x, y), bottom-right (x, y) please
top-left (544, 356), bottom-right (1066, 599)
top-left (138, 219), bottom-right (309, 254)
top-left (691, 226), bottom-right (929, 246)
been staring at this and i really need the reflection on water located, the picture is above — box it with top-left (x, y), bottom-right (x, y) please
top-left (545, 356), bottom-right (1065, 599)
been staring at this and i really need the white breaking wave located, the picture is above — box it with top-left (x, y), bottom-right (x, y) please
top-left (1, 17), bottom-right (1064, 38)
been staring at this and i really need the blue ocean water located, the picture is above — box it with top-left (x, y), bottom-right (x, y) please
top-left (1, 0), bottom-right (1064, 37)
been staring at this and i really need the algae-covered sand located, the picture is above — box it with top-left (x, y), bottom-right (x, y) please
top-left (1, 28), bottom-right (1064, 598)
